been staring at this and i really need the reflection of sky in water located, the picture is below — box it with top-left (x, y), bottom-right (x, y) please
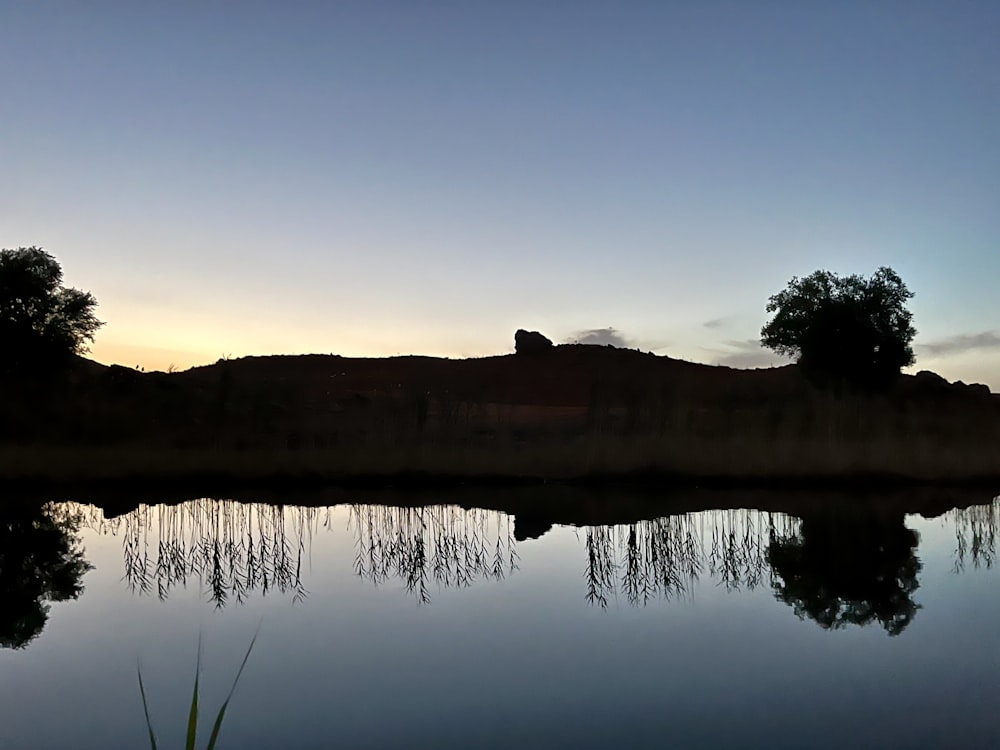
top-left (1, 497), bottom-right (999, 749)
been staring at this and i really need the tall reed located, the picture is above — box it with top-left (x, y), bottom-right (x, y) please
top-left (138, 630), bottom-right (258, 750)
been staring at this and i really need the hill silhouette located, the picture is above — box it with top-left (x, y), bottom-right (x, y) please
top-left (1, 344), bottom-right (997, 484)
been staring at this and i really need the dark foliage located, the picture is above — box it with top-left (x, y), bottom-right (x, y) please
top-left (768, 512), bottom-right (920, 636)
top-left (760, 267), bottom-right (916, 389)
top-left (0, 246), bottom-right (103, 376)
top-left (0, 503), bottom-right (91, 649)
top-left (514, 329), bottom-right (553, 355)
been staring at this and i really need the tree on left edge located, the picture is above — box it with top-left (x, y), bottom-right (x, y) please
top-left (0, 246), bottom-right (103, 376)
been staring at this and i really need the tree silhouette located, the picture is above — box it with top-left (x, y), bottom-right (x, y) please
top-left (0, 246), bottom-right (103, 377)
top-left (760, 267), bottom-right (916, 389)
top-left (768, 512), bottom-right (920, 636)
top-left (0, 503), bottom-right (92, 649)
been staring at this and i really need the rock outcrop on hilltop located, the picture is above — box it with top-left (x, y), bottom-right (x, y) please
top-left (514, 329), bottom-right (554, 355)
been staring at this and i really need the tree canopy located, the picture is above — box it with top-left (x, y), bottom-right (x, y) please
top-left (768, 512), bottom-right (920, 636)
top-left (760, 267), bottom-right (916, 387)
top-left (0, 503), bottom-right (91, 649)
top-left (0, 247), bottom-right (103, 376)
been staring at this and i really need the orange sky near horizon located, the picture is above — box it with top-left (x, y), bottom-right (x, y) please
top-left (87, 321), bottom-right (999, 394)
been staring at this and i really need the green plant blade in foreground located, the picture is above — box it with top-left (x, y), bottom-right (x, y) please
top-left (186, 641), bottom-right (201, 750)
top-left (136, 627), bottom-right (258, 750)
top-left (137, 664), bottom-right (159, 750)
top-left (205, 630), bottom-right (259, 750)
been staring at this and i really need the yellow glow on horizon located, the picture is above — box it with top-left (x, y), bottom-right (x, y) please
top-left (90, 341), bottom-right (211, 372)
top-left (89, 322), bottom-right (512, 373)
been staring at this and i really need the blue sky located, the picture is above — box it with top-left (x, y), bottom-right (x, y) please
top-left (3, 2), bottom-right (998, 387)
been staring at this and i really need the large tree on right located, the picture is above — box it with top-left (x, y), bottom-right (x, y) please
top-left (761, 266), bottom-right (916, 388)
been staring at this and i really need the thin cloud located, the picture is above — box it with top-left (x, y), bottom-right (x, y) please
top-left (710, 339), bottom-right (790, 369)
top-left (640, 337), bottom-right (673, 352)
top-left (919, 331), bottom-right (1000, 357)
top-left (567, 327), bottom-right (632, 348)
top-left (703, 317), bottom-right (730, 330)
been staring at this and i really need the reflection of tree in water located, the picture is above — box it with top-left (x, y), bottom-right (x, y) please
top-left (0, 503), bottom-right (91, 649)
top-left (349, 505), bottom-right (518, 604)
top-left (584, 510), bottom-right (800, 608)
top-left (952, 496), bottom-right (999, 572)
top-left (768, 513), bottom-right (921, 636)
top-left (86, 500), bottom-right (319, 606)
top-left (73, 494), bottom-right (1000, 619)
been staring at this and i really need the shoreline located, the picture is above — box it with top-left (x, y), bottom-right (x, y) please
top-left (4, 349), bottom-right (998, 495)
top-left (11, 481), bottom-right (1000, 539)
top-left (4, 441), bottom-right (1000, 488)
top-left (5, 451), bottom-right (999, 526)
top-left (0, 449), bottom-right (1000, 490)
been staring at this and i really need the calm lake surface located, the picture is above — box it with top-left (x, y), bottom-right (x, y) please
top-left (2, 487), bottom-right (1000, 749)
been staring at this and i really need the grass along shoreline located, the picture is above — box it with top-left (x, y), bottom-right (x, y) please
top-left (4, 433), bottom-right (1000, 486)
top-left (4, 349), bottom-right (998, 486)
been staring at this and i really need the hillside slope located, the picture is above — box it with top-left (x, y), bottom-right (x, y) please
top-left (2, 345), bottom-right (997, 482)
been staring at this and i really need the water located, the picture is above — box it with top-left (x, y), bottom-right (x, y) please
top-left (1, 488), bottom-right (999, 749)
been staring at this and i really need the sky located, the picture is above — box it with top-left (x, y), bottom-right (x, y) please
top-left (3, 2), bottom-right (999, 387)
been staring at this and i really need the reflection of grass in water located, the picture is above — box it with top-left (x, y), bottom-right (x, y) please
top-left (350, 504), bottom-right (518, 604)
top-left (952, 496), bottom-right (999, 572)
top-left (585, 509), bottom-right (800, 608)
top-left (73, 494), bottom-right (1000, 616)
top-left (86, 501), bottom-right (316, 606)
top-left (138, 631), bottom-right (258, 750)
